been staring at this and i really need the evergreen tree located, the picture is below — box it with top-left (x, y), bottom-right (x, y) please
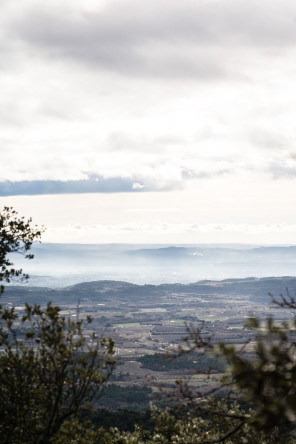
top-left (0, 207), bottom-right (115, 443)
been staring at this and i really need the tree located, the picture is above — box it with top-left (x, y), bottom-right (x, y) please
top-left (0, 206), bottom-right (43, 293)
top-left (216, 292), bottom-right (296, 434)
top-left (107, 404), bottom-right (281, 444)
top-left (0, 207), bottom-right (115, 443)
top-left (0, 302), bottom-right (115, 443)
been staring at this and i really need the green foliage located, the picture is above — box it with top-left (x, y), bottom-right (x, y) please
top-left (0, 302), bottom-right (115, 443)
top-left (218, 314), bottom-right (296, 432)
top-left (54, 418), bottom-right (111, 444)
top-left (97, 384), bottom-right (152, 410)
top-left (107, 404), bottom-right (282, 444)
top-left (0, 206), bottom-right (43, 292)
top-left (80, 408), bottom-right (154, 433)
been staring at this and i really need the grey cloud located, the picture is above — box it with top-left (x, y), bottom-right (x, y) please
top-left (10, 0), bottom-right (296, 78)
top-left (269, 162), bottom-right (296, 178)
top-left (0, 175), bottom-right (143, 196)
top-left (0, 173), bottom-right (179, 196)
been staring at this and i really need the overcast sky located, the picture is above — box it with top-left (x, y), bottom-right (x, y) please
top-left (1, 0), bottom-right (296, 244)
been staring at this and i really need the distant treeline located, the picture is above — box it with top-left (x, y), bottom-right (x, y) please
top-left (80, 399), bottom-right (250, 434)
top-left (97, 384), bottom-right (154, 410)
top-left (137, 352), bottom-right (226, 372)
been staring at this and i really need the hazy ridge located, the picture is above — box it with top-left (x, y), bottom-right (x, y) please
top-left (8, 243), bottom-right (296, 287)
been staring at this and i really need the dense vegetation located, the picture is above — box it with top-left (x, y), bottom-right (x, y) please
top-left (97, 384), bottom-right (153, 410)
top-left (0, 302), bottom-right (115, 443)
top-left (80, 408), bottom-right (154, 433)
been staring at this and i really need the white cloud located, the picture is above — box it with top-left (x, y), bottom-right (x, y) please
top-left (132, 183), bottom-right (145, 190)
top-left (42, 220), bottom-right (296, 244)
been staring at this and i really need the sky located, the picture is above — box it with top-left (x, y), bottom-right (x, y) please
top-left (1, 0), bottom-right (296, 244)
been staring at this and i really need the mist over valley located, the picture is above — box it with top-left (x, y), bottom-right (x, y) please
top-left (10, 243), bottom-right (296, 288)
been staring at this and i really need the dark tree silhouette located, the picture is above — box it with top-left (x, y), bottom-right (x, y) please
top-left (0, 206), bottom-right (43, 292)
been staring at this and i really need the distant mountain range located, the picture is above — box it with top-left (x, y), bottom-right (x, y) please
top-left (3, 276), bottom-right (296, 306)
top-left (8, 243), bottom-right (296, 287)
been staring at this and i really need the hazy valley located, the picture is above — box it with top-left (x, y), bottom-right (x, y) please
top-left (9, 243), bottom-right (296, 287)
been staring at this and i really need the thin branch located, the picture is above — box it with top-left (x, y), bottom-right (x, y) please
top-left (198, 420), bottom-right (245, 444)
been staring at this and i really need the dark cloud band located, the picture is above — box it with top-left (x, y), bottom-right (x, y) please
top-left (0, 175), bottom-right (147, 196)
top-left (12, 0), bottom-right (295, 79)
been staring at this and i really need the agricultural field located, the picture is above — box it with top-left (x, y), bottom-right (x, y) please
top-left (2, 276), bottom-right (295, 409)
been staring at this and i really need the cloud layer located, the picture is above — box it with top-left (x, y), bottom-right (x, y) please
top-left (0, 175), bottom-right (148, 196)
top-left (11, 0), bottom-right (296, 77)
top-left (1, 0), bottom-right (296, 250)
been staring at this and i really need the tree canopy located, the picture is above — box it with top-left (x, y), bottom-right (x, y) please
top-left (0, 206), bottom-right (43, 292)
